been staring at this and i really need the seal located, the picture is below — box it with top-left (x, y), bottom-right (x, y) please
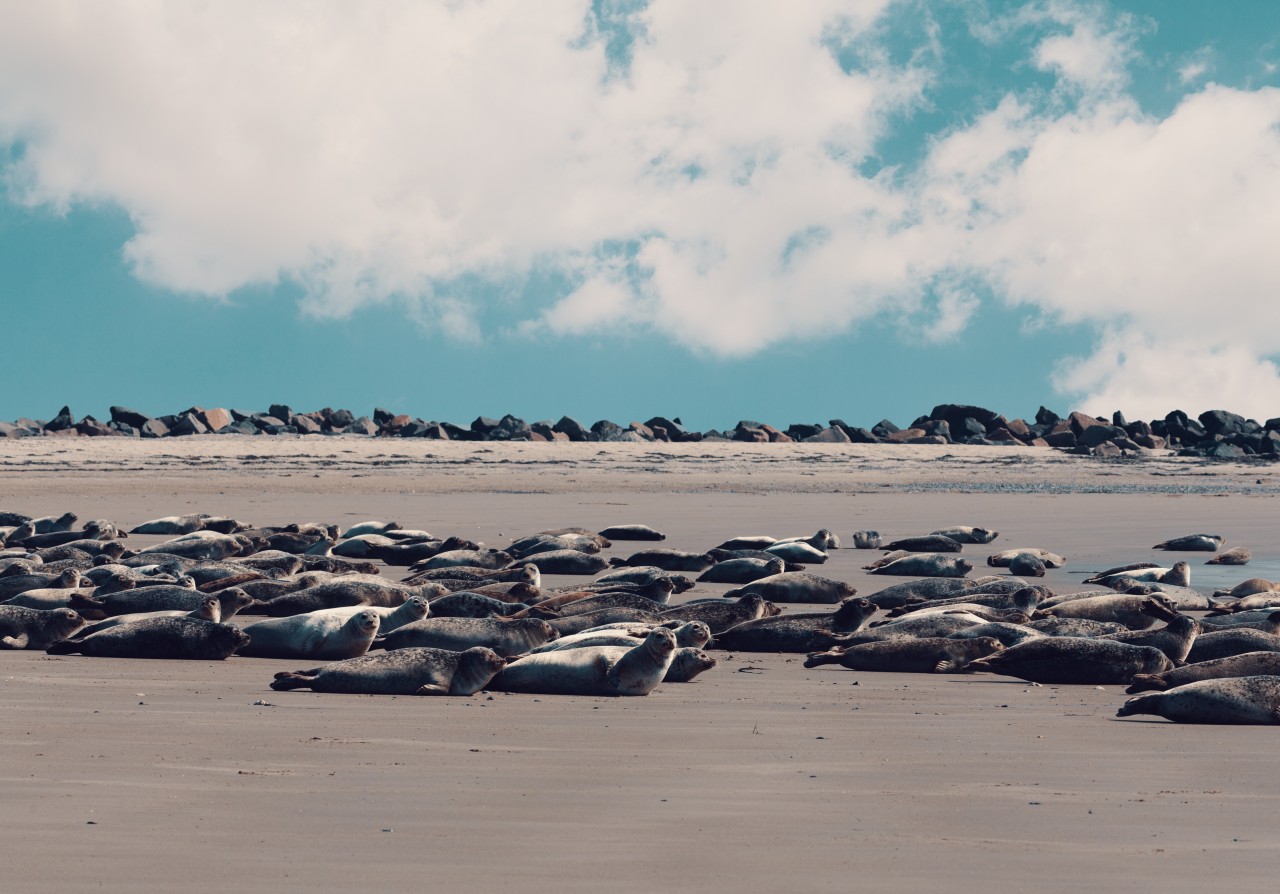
top-left (487, 627), bottom-right (677, 697)
top-left (131, 514), bottom-right (240, 535)
top-left (1185, 629), bottom-right (1280, 663)
top-left (1117, 676), bottom-right (1280, 724)
top-left (378, 617), bottom-right (559, 657)
top-left (1127, 652), bottom-right (1280, 693)
top-left (964, 638), bottom-right (1174, 684)
top-left (947, 621), bottom-right (1043, 647)
top-left (850, 531), bottom-right (883, 549)
top-left (551, 590), bottom-right (673, 617)
top-left (73, 596), bottom-right (222, 638)
top-left (522, 550), bottom-right (609, 575)
top-left (0, 568), bottom-right (81, 602)
top-left (309, 597), bottom-right (431, 634)
top-left (547, 606), bottom-right (665, 636)
top-left (1025, 617), bottom-right (1127, 637)
top-left (598, 525), bottom-right (665, 541)
top-left (866, 555), bottom-right (973, 578)
top-left (1041, 594), bottom-right (1171, 630)
top-left (878, 535), bottom-right (963, 553)
top-left (137, 532), bottom-right (253, 561)
top-left (762, 542), bottom-right (828, 564)
top-left (1100, 601), bottom-right (1201, 662)
top-left (664, 648), bottom-right (717, 683)
top-left (427, 591), bottom-right (535, 619)
top-left (1152, 534), bottom-right (1224, 551)
top-left (1085, 561), bottom-right (1191, 589)
top-left (1211, 578), bottom-right (1280, 601)
top-left (340, 520), bottom-right (402, 538)
top-left (804, 637), bottom-right (1002, 673)
top-left (610, 549), bottom-right (715, 573)
top-left (418, 549), bottom-right (513, 571)
top-left (987, 548), bottom-right (1066, 569)
top-left (929, 526), bottom-right (999, 544)
top-left (47, 617), bottom-right (249, 659)
top-left (72, 584), bottom-right (253, 620)
top-left (251, 577), bottom-right (444, 616)
top-left (725, 572), bottom-right (856, 605)
top-left (239, 609), bottom-right (381, 660)
top-left (1008, 554), bottom-right (1047, 578)
top-left (697, 558), bottom-right (785, 585)
top-left (538, 621), bottom-right (710, 654)
top-left (508, 532), bottom-right (604, 558)
top-left (709, 597), bottom-right (876, 652)
top-left (0, 605), bottom-right (85, 649)
top-left (659, 593), bottom-right (776, 633)
top-left (1198, 610), bottom-right (1280, 633)
top-left (1206, 547), bottom-right (1251, 566)
top-left (271, 646), bottom-right (507, 696)
top-left (586, 567), bottom-right (694, 592)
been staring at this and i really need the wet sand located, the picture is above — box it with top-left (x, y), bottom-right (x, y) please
top-left (3, 438), bottom-right (1279, 892)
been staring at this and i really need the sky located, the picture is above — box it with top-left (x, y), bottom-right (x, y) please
top-left (2, 0), bottom-right (1280, 431)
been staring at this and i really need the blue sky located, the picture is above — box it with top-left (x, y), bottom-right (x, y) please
top-left (2, 1), bottom-right (1280, 429)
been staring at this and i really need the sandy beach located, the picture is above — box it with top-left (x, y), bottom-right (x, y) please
top-left (3, 438), bottom-right (1279, 892)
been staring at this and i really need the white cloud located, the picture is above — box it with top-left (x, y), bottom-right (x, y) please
top-left (2, 1), bottom-right (1280, 416)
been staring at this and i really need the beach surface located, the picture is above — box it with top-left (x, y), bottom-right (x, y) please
top-left (3, 438), bottom-right (1279, 892)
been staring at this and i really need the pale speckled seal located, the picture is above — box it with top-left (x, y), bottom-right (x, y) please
top-left (0, 605), bottom-right (85, 649)
top-left (271, 646), bottom-right (506, 696)
top-left (239, 610), bottom-right (381, 660)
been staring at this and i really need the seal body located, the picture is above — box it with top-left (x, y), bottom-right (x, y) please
top-left (240, 610), bottom-right (380, 659)
top-left (271, 646), bottom-right (506, 696)
top-left (726, 572), bottom-right (855, 605)
top-left (489, 628), bottom-right (676, 696)
top-left (1127, 652), bottom-right (1280, 693)
top-left (47, 618), bottom-right (249, 659)
top-left (710, 598), bottom-right (875, 652)
top-left (1152, 534), bottom-right (1224, 552)
top-left (379, 617), bottom-right (559, 656)
top-left (0, 606), bottom-right (85, 649)
top-left (804, 637), bottom-right (1002, 673)
top-left (1117, 676), bottom-right (1280, 724)
top-left (966, 638), bottom-right (1174, 684)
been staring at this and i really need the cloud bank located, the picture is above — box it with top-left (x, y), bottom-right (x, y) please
top-left (2, 0), bottom-right (1280, 418)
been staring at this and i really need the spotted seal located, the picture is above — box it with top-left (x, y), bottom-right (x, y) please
top-left (664, 648), bottom-right (717, 682)
top-left (867, 555), bottom-right (973, 578)
top-left (1126, 652), bottom-right (1280, 693)
top-left (804, 636), bottom-right (1003, 673)
top-left (378, 617), bottom-right (559, 657)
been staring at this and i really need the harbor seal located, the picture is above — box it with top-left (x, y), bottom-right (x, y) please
top-left (878, 535), bottom-right (963, 553)
top-left (724, 572), bottom-right (856, 605)
top-left (1185, 629), bottom-right (1280, 663)
top-left (239, 610), bottom-right (381, 660)
top-left (47, 618), bottom-right (249, 660)
top-left (804, 637), bottom-right (1003, 673)
top-left (309, 597), bottom-right (430, 634)
top-left (340, 520), bottom-right (402, 538)
top-left (1041, 594), bottom-right (1171, 630)
top-left (1117, 676), bottom-right (1280, 724)
top-left (597, 525), bottom-right (665, 541)
top-left (271, 646), bottom-right (506, 696)
top-left (987, 548), bottom-right (1067, 569)
top-left (1152, 534), bottom-right (1224, 551)
top-left (1206, 547), bottom-right (1251, 566)
top-left (488, 627), bottom-right (676, 697)
top-left (658, 593), bottom-right (776, 633)
top-left (1008, 554), bottom-right (1047, 578)
top-left (1127, 652), bottom-right (1280, 693)
top-left (664, 648), bottom-right (717, 682)
top-left (762, 542), bottom-right (827, 564)
top-left (697, 558), bottom-right (785, 585)
top-left (929, 526), bottom-right (999, 544)
top-left (378, 617), bottom-right (559, 657)
top-left (1100, 603), bottom-right (1201, 663)
top-left (610, 549), bottom-right (715, 573)
top-left (0, 606), bottom-right (85, 649)
top-left (964, 638), bottom-right (1174, 684)
top-left (867, 555), bottom-right (973, 578)
top-left (418, 549), bottom-right (512, 571)
top-left (522, 550), bottom-right (609, 575)
top-left (591, 566), bottom-right (694, 593)
top-left (710, 597), bottom-right (876, 652)
top-left (73, 596), bottom-right (222, 638)
top-left (851, 531), bottom-right (883, 549)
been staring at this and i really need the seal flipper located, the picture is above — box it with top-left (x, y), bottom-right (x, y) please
top-left (46, 640), bottom-right (81, 655)
top-left (1, 633), bottom-right (29, 650)
top-left (413, 683), bottom-right (450, 695)
top-left (1116, 694), bottom-right (1159, 718)
top-left (270, 672), bottom-right (316, 691)
top-left (1126, 674), bottom-right (1167, 694)
top-left (934, 659), bottom-right (958, 673)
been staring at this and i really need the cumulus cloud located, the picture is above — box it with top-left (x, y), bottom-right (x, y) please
top-left (2, 0), bottom-right (1280, 416)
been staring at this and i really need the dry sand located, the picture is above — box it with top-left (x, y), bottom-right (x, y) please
top-left (3, 438), bottom-right (1279, 892)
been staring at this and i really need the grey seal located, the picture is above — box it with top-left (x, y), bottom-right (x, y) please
top-left (271, 646), bottom-right (506, 696)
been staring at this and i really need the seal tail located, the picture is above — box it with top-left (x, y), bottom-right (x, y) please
top-left (270, 672), bottom-right (315, 691)
top-left (1116, 693), bottom-right (1162, 717)
top-left (1126, 674), bottom-right (1169, 694)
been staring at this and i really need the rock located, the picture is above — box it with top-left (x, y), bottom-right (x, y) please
top-left (628, 422), bottom-right (656, 441)
top-left (802, 426), bottom-right (851, 443)
top-left (929, 404), bottom-right (1000, 433)
top-left (1199, 409), bottom-right (1252, 437)
top-left (1078, 424), bottom-right (1126, 448)
top-left (0, 421), bottom-right (25, 438)
top-left (590, 419), bottom-right (626, 441)
top-left (268, 404), bottom-right (293, 422)
top-left (786, 423), bottom-right (822, 441)
top-left (140, 418), bottom-right (171, 438)
top-left (110, 406), bottom-right (152, 428)
top-left (553, 416), bottom-right (590, 441)
top-left (884, 428), bottom-right (926, 443)
top-left (373, 407), bottom-right (395, 426)
top-left (871, 419), bottom-right (900, 438)
top-left (1091, 442), bottom-right (1122, 458)
top-left (492, 415), bottom-right (531, 440)
top-left (1035, 406), bottom-right (1061, 426)
top-left (732, 426), bottom-right (768, 443)
top-left (327, 408), bottom-right (355, 429)
top-left (169, 412), bottom-right (208, 436)
top-left (1068, 411), bottom-right (1108, 436)
top-left (293, 414), bottom-right (323, 434)
top-left (344, 417), bottom-right (378, 436)
top-left (471, 416), bottom-right (500, 436)
top-left (197, 408), bottom-right (232, 432)
top-left (1043, 430), bottom-right (1077, 448)
top-left (44, 406), bottom-right (75, 432)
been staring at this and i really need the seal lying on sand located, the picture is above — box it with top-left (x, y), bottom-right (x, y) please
top-left (488, 628), bottom-right (676, 696)
top-left (804, 637), bottom-right (1002, 673)
top-left (0, 606), bottom-right (85, 649)
top-left (1117, 676), bottom-right (1280, 724)
top-left (271, 646), bottom-right (506, 696)
top-left (965, 638), bottom-right (1173, 684)
top-left (47, 618), bottom-right (249, 660)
